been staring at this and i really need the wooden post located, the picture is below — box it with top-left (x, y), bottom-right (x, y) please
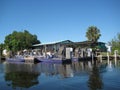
top-left (114, 50), bottom-right (117, 61)
top-left (114, 50), bottom-right (117, 66)
top-left (44, 45), bottom-right (47, 57)
top-left (66, 47), bottom-right (72, 60)
top-left (107, 52), bottom-right (109, 65)
top-left (92, 53), bottom-right (94, 64)
top-left (100, 55), bottom-right (102, 63)
top-left (115, 57), bottom-right (117, 66)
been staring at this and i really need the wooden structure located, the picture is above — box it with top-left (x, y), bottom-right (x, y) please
top-left (33, 40), bottom-right (106, 52)
top-left (74, 41), bottom-right (107, 52)
top-left (96, 55), bottom-right (120, 60)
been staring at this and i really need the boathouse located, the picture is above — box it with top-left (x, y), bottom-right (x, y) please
top-left (74, 41), bottom-right (107, 52)
top-left (32, 40), bottom-right (74, 56)
top-left (33, 40), bottom-right (73, 50)
top-left (32, 40), bottom-right (107, 57)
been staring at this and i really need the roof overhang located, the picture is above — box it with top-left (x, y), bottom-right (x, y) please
top-left (32, 40), bottom-right (73, 47)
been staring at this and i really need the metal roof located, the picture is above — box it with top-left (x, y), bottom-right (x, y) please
top-left (33, 40), bottom-right (73, 47)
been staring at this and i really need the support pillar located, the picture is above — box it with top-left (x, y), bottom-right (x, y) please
top-left (107, 52), bottom-right (109, 64)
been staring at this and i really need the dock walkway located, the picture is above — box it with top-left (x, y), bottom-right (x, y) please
top-left (96, 55), bottom-right (120, 60)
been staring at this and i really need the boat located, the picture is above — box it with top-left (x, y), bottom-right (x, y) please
top-left (6, 55), bottom-right (25, 63)
top-left (35, 56), bottom-right (92, 63)
top-left (6, 58), bottom-right (25, 63)
top-left (34, 56), bottom-right (73, 64)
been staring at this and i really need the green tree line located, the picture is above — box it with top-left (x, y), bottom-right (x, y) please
top-left (108, 33), bottom-right (120, 54)
top-left (4, 30), bottom-right (40, 52)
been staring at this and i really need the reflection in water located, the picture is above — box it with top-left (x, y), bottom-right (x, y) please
top-left (60, 64), bottom-right (73, 78)
top-left (3, 60), bottom-right (105, 89)
top-left (38, 61), bottom-right (93, 78)
top-left (4, 62), bottom-right (40, 89)
top-left (0, 63), bottom-right (4, 73)
top-left (72, 61), bottom-right (92, 76)
top-left (88, 61), bottom-right (103, 90)
top-left (107, 61), bottom-right (113, 71)
top-left (35, 63), bottom-right (74, 78)
top-left (5, 61), bottom-right (92, 88)
top-left (5, 72), bottom-right (39, 89)
top-left (1, 59), bottom-right (120, 90)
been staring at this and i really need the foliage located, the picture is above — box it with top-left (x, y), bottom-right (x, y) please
top-left (4, 30), bottom-right (40, 52)
top-left (86, 26), bottom-right (101, 42)
top-left (108, 33), bottom-right (120, 54)
top-left (0, 43), bottom-right (5, 56)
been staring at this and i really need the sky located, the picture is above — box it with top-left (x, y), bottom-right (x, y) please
top-left (0, 0), bottom-right (120, 44)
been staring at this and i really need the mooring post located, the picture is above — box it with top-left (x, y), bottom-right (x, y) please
top-left (114, 50), bottom-right (118, 66)
top-left (92, 52), bottom-right (94, 64)
top-left (115, 57), bottom-right (117, 66)
top-left (66, 47), bottom-right (72, 60)
top-left (100, 55), bottom-right (102, 62)
top-left (107, 52), bottom-right (109, 63)
top-left (114, 50), bottom-right (117, 61)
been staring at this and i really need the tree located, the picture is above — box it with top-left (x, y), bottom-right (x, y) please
top-left (108, 33), bottom-right (120, 54)
top-left (86, 26), bottom-right (101, 42)
top-left (0, 43), bottom-right (6, 56)
top-left (4, 30), bottom-right (40, 52)
top-left (0, 43), bottom-right (4, 57)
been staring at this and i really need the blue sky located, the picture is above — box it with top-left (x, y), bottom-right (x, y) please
top-left (0, 0), bottom-right (120, 44)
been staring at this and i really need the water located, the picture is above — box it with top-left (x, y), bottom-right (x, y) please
top-left (0, 60), bottom-right (120, 90)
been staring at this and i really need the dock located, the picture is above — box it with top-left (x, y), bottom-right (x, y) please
top-left (24, 56), bottom-right (94, 64)
top-left (24, 56), bottom-right (35, 63)
top-left (96, 55), bottom-right (120, 60)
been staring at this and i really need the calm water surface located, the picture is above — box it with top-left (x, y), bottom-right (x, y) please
top-left (0, 60), bottom-right (120, 90)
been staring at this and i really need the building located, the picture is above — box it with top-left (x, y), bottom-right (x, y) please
top-left (32, 40), bottom-right (107, 57)
top-left (74, 41), bottom-right (107, 52)
top-left (32, 40), bottom-right (74, 56)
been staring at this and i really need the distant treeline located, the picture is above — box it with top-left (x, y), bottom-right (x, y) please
top-left (108, 33), bottom-right (120, 54)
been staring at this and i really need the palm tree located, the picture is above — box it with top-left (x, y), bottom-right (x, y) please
top-left (86, 26), bottom-right (101, 42)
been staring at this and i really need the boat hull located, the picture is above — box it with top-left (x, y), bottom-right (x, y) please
top-left (6, 58), bottom-right (25, 63)
top-left (35, 57), bottom-right (72, 64)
